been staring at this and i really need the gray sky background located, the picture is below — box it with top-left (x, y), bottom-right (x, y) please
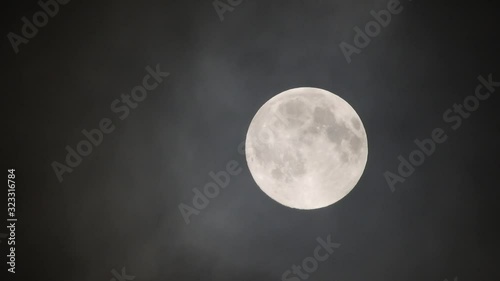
top-left (3, 1), bottom-right (500, 281)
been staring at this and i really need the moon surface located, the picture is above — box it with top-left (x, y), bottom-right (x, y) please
top-left (245, 87), bottom-right (368, 209)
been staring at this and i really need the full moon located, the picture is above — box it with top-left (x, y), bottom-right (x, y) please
top-left (245, 87), bottom-right (368, 209)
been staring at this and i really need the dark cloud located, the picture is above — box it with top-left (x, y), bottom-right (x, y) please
top-left (3, 0), bottom-right (500, 281)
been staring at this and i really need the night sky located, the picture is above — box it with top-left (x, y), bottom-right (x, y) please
top-left (3, 1), bottom-right (500, 281)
